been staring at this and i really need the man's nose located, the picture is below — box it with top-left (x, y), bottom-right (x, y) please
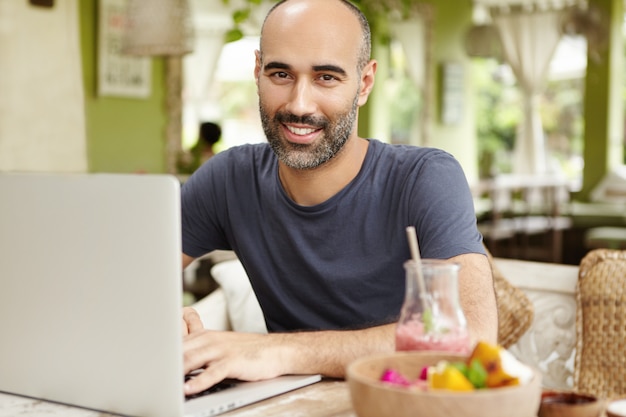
top-left (285, 79), bottom-right (317, 116)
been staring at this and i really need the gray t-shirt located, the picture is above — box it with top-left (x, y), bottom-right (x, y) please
top-left (181, 139), bottom-right (484, 332)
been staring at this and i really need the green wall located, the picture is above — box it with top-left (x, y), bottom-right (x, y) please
top-left (426, 0), bottom-right (478, 183)
top-left (360, 1), bottom-right (479, 183)
top-left (580, 0), bottom-right (624, 198)
top-left (79, 0), bottom-right (168, 173)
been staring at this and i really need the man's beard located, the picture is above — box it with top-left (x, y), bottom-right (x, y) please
top-left (259, 94), bottom-right (359, 170)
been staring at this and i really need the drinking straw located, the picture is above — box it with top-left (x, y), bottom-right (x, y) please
top-left (405, 226), bottom-right (427, 300)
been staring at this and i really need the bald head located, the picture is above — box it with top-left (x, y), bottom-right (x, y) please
top-left (260, 0), bottom-right (371, 73)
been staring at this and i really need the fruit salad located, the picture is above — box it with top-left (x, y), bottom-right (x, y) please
top-left (380, 341), bottom-right (534, 392)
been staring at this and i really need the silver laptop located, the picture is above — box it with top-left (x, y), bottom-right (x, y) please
top-left (0, 172), bottom-right (320, 417)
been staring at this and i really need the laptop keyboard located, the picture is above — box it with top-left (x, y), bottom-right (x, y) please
top-left (184, 374), bottom-right (238, 400)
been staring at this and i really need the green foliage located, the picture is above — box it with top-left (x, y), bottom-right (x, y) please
top-left (388, 76), bottom-right (421, 144)
top-left (472, 57), bottom-right (585, 179)
top-left (221, 0), bottom-right (266, 43)
top-left (232, 7), bottom-right (252, 23)
top-left (220, 0), bottom-right (423, 43)
top-left (473, 62), bottom-right (519, 150)
top-left (225, 28), bottom-right (245, 43)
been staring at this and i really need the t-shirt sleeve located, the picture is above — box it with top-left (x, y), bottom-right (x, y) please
top-left (180, 153), bottom-right (231, 258)
top-left (409, 150), bottom-right (484, 259)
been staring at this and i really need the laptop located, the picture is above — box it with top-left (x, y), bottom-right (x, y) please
top-left (0, 172), bottom-right (320, 417)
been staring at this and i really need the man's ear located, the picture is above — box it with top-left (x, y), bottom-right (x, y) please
top-left (254, 50), bottom-right (262, 88)
top-left (357, 59), bottom-right (377, 107)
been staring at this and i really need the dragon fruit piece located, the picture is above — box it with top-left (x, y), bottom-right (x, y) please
top-left (411, 378), bottom-right (429, 391)
top-left (380, 368), bottom-right (412, 386)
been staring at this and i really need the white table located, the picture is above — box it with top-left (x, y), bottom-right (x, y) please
top-left (0, 379), bottom-right (355, 417)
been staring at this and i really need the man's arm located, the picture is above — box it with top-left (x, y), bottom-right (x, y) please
top-left (182, 323), bottom-right (396, 395)
top-left (450, 252), bottom-right (498, 345)
top-left (180, 251), bottom-right (497, 396)
top-left (183, 253), bottom-right (195, 269)
top-left (180, 251), bottom-right (396, 395)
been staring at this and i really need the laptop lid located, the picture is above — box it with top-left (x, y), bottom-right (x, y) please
top-left (0, 172), bottom-right (321, 417)
top-left (0, 172), bottom-right (185, 417)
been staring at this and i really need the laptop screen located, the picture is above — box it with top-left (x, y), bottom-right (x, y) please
top-left (0, 173), bottom-right (185, 417)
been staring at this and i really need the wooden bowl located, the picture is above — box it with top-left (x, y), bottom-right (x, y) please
top-left (538, 391), bottom-right (604, 417)
top-left (347, 351), bottom-right (542, 417)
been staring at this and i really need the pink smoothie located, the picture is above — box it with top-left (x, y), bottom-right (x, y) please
top-left (395, 319), bottom-right (470, 354)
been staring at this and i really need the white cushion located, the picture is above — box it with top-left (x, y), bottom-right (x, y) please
top-left (590, 165), bottom-right (626, 203)
top-left (192, 288), bottom-right (230, 331)
top-left (210, 259), bottom-right (268, 334)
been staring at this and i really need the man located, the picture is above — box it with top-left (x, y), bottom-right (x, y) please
top-left (181, 0), bottom-right (498, 396)
top-left (178, 122), bottom-right (222, 174)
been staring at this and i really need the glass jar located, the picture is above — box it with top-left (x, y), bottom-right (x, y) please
top-left (395, 259), bottom-right (470, 354)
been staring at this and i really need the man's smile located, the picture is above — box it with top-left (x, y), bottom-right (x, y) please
top-left (282, 123), bottom-right (323, 144)
top-left (286, 125), bottom-right (318, 135)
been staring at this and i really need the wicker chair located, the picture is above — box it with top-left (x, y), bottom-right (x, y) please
top-left (574, 249), bottom-right (626, 399)
top-left (484, 245), bottom-right (534, 349)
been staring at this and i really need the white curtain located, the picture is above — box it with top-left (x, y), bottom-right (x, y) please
top-left (183, 26), bottom-right (227, 126)
top-left (393, 18), bottom-right (426, 91)
top-left (491, 7), bottom-right (564, 175)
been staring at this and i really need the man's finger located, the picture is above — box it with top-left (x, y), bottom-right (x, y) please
top-left (182, 307), bottom-right (204, 335)
top-left (184, 363), bottom-right (229, 396)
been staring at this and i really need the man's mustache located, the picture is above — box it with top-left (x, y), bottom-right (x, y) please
top-left (275, 112), bottom-right (328, 129)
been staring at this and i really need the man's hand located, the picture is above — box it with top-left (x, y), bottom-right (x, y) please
top-left (182, 324), bottom-right (396, 396)
top-left (182, 307), bottom-right (204, 336)
top-left (183, 330), bottom-right (285, 395)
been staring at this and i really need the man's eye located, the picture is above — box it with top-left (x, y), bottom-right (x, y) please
top-left (272, 71), bottom-right (289, 79)
top-left (319, 74), bottom-right (337, 82)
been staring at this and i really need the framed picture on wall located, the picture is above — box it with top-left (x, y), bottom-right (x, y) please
top-left (97, 0), bottom-right (151, 98)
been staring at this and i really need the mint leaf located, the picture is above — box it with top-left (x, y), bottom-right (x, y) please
top-left (466, 358), bottom-right (488, 388)
top-left (422, 309), bottom-right (434, 333)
